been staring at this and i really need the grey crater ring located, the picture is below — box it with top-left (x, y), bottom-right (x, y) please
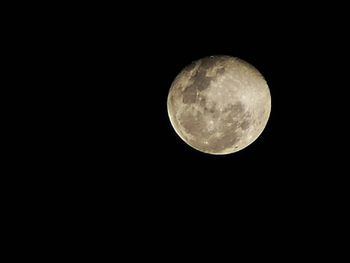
top-left (167, 55), bottom-right (271, 155)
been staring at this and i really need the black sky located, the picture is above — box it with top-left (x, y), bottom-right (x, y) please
top-left (7, 2), bottom-right (348, 256)
top-left (62, 3), bottom-right (348, 193)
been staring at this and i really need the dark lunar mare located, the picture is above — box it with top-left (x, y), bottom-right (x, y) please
top-left (182, 57), bottom-right (226, 105)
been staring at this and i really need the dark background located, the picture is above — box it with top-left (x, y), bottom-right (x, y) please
top-left (59, 4), bottom-right (347, 237)
top-left (50, 4), bottom-right (347, 212)
top-left (71, 6), bottom-right (345, 177)
top-left (8, 2), bottom-right (348, 255)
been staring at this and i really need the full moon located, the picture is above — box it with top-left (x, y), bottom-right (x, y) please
top-left (167, 55), bottom-right (271, 155)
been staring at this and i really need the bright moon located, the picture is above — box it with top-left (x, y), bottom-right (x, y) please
top-left (167, 55), bottom-right (271, 155)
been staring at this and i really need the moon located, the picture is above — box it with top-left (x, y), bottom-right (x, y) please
top-left (167, 55), bottom-right (271, 155)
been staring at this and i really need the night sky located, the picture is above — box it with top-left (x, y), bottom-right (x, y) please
top-left (71, 4), bottom-right (346, 201)
top-left (29, 3), bottom-right (346, 252)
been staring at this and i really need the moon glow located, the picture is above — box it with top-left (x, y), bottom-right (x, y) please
top-left (167, 56), bottom-right (271, 155)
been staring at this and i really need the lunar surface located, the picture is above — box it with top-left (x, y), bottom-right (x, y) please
top-left (167, 55), bottom-right (271, 155)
